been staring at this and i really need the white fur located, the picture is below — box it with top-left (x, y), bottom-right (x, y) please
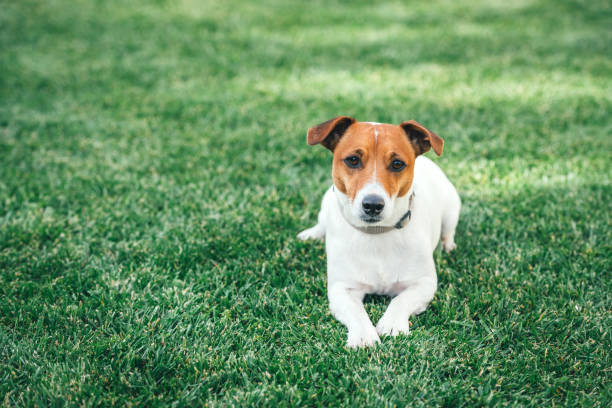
top-left (298, 156), bottom-right (461, 348)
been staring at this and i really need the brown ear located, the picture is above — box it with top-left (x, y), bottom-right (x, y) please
top-left (399, 120), bottom-right (444, 156)
top-left (307, 116), bottom-right (356, 151)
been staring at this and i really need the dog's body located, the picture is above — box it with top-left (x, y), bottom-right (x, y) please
top-left (298, 117), bottom-right (460, 348)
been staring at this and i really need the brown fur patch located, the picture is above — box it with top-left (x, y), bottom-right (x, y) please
top-left (399, 120), bottom-right (444, 156)
top-left (307, 116), bottom-right (356, 151)
top-left (332, 123), bottom-right (418, 200)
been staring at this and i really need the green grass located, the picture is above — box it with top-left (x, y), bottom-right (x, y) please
top-left (1, 0), bottom-right (611, 405)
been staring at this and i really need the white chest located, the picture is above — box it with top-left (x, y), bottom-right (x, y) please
top-left (325, 226), bottom-right (428, 294)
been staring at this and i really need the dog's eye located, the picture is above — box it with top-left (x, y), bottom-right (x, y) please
top-left (344, 155), bottom-right (362, 169)
top-left (389, 159), bottom-right (406, 172)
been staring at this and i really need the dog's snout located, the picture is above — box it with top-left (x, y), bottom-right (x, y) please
top-left (362, 194), bottom-right (385, 216)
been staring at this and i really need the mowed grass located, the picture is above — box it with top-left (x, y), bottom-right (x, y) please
top-left (1, 0), bottom-right (611, 405)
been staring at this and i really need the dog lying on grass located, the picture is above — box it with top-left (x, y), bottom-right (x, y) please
top-left (298, 117), bottom-right (460, 348)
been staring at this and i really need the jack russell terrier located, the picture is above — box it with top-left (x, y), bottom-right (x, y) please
top-left (297, 116), bottom-right (461, 348)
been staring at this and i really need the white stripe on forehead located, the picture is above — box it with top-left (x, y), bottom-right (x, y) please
top-left (372, 125), bottom-right (378, 182)
top-left (363, 121), bottom-right (382, 125)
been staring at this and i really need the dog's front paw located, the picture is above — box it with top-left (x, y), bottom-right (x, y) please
top-left (376, 313), bottom-right (410, 337)
top-left (297, 225), bottom-right (324, 241)
top-left (441, 238), bottom-right (456, 253)
top-left (346, 326), bottom-right (380, 348)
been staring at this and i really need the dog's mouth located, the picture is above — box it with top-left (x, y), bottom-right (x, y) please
top-left (360, 215), bottom-right (382, 224)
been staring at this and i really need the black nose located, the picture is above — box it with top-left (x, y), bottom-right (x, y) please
top-left (362, 194), bottom-right (385, 216)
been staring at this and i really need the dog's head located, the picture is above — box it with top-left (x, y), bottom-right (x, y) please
top-left (307, 116), bottom-right (443, 227)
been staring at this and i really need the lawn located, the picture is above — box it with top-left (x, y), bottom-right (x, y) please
top-left (1, 0), bottom-right (611, 406)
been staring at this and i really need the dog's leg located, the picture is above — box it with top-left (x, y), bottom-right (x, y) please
top-left (441, 191), bottom-right (461, 252)
top-left (440, 229), bottom-right (456, 253)
top-left (376, 274), bottom-right (437, 337)
top-left (297, 189), bottom-right (332, 241)
top-left (328, 283), bottom-right (380, 348)
top-left (297, 224), bottom-right (324, 241)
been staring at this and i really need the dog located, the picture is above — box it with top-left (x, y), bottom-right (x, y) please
top-left (297, 116), bottom-right (461, 348)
